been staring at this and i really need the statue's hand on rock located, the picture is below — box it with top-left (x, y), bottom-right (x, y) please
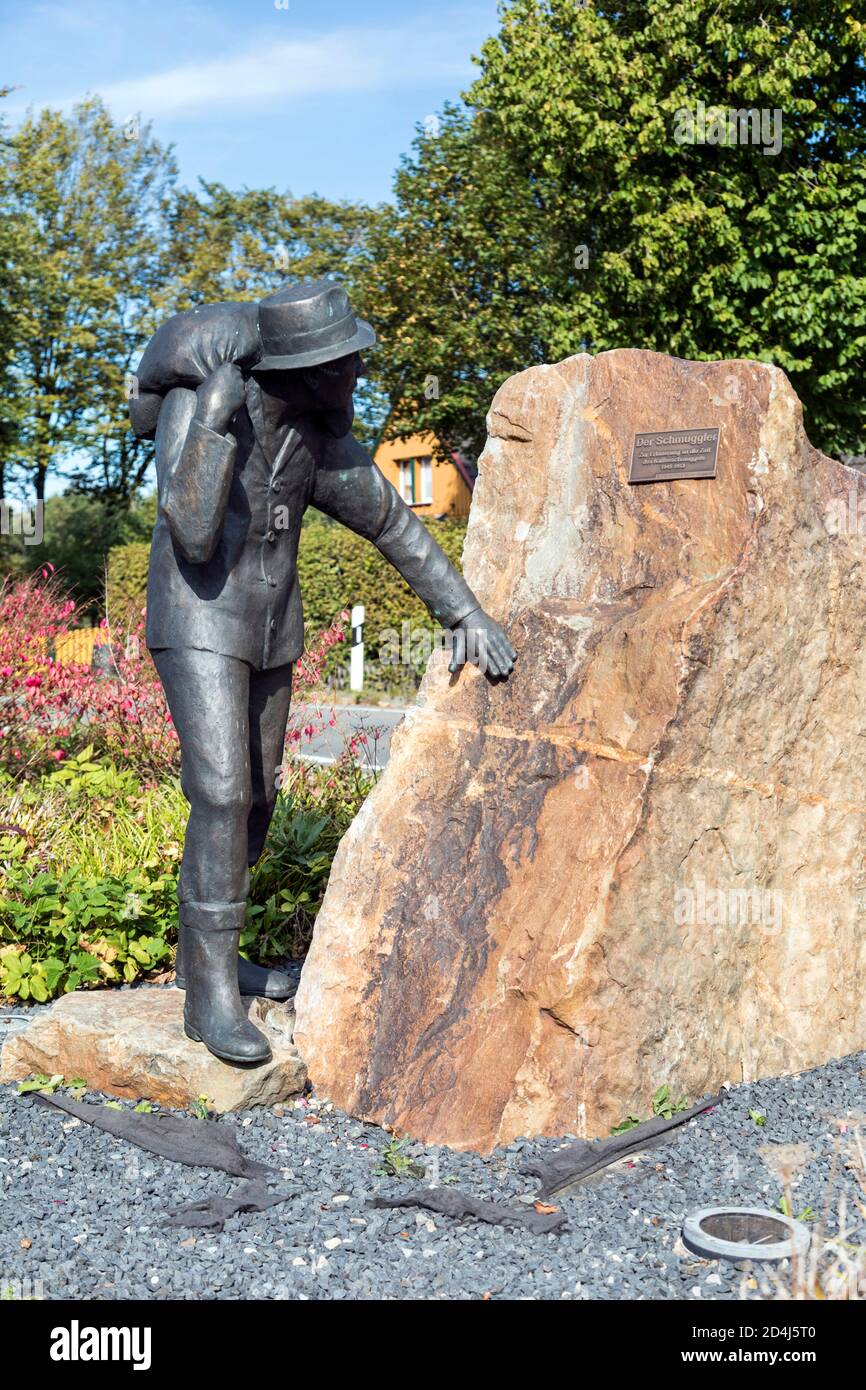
top-left (195, 362), bottom-right (247, 434)
top-left (448, 607), bottom-right (517, 679)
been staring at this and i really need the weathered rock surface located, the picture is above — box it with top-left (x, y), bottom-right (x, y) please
top-left (0, 988), bottom-right (306, 1111)
top-left (294, 349), bottom-right (866, 1152)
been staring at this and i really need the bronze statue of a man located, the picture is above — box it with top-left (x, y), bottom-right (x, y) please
top-left (131, 280), bottom-right (515, 1065)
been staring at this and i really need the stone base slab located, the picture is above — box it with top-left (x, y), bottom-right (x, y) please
top-left (0, 988), bottom-right (306, 1112)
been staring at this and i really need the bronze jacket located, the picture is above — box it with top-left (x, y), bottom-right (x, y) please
top-left (145, 377), bottom-right (479, 670)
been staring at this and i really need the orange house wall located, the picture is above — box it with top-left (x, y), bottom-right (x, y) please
top-left (374, 433), bottom-right (472, 518)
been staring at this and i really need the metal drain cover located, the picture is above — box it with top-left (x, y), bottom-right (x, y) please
top-left (682, 1206), bottom-right (811, 1263)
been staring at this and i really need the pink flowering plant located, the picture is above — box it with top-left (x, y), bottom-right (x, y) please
top-left (0, 573), bottom-right (350, 780)
top-left (0, 569), bottom-right (176, 779)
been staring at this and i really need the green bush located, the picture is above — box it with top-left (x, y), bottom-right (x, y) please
top-left (106, 541), bottom-right (150, 628)
top-left (297, 515), bottom-right (467, 682)
top-left (0, 747), bottom-right (375, 1001)
top-left (245, 755), bottom-right (374, 959)
top-left (0, 751), bottom-right (183, 1000)
top-left (11, 494), bottom-right (156, 613)
top-left (0, 866), bottom-right (176, 1000)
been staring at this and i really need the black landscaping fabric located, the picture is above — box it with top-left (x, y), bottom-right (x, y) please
top-left (26, 1087), bottom-right (721, 1236)
top-left (523, 1092), bottom-right (723, 1198)
top-left (29, 1092), bottom-right (277, 1179)
top-left (163, 1181), bottom-right (296, 1232)
top-left (370, 1186), bottom-right (566, 1235)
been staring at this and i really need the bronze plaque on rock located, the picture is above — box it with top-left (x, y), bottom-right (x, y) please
top-left (629, 427), bottom-right (720, 484)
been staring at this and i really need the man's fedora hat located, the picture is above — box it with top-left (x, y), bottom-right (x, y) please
top-left (254, 279), bottom-right (376, 372)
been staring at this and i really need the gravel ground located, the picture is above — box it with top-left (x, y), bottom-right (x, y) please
top-left (1, 1000), bottom-right (864, 1301)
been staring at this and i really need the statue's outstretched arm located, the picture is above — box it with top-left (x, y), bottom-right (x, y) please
top-left (311, 433), bottom-right (516, 678)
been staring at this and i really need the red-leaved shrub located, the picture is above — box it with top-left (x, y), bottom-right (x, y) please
top-left (0, 570), bottom-right (348, 780)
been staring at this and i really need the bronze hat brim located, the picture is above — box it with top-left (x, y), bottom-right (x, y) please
top-left (253, 318), bottom-right (377, 373)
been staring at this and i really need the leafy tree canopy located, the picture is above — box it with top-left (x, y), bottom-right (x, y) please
top-left (0, 96), bottom-right (386, 501)
top-left (360, 0), bottom-right (866, 459)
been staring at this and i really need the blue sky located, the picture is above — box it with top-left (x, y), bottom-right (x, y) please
top-left (2, 0), bottom-right (502, 204)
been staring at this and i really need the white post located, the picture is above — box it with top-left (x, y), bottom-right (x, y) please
top-left (350, 603), bottom-right (365, 692)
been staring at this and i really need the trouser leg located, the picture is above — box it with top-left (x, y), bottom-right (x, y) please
top-left (149, 647), bottom-right (270, 1063)
top-left (152, 647), bottom-right (252, 906)
top-left (152, 646), bottom-right (293, 1004)
top-left (247, 662), bottom-right (293, 867)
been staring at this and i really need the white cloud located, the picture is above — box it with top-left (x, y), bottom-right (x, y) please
top-left (55, 23), bottom-right (477, 120)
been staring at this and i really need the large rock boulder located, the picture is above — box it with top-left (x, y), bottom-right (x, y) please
top-left (294, 349), bottom-right (866, 1153)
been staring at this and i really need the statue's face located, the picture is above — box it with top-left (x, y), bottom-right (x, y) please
top-left (255, 351), bottom-right (365, 437)
top-left (306, 351), bottom-right (365, 437)
top-left (309, 351), bottom-right (364, 409)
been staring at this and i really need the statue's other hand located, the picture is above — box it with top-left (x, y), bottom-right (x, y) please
top-left (448, 607), bottom-right (517, 679)
top-left (195, 362), bottom-right (247, 433)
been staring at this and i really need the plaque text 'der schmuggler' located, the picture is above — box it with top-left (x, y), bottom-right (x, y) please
top-left (628, 427), bottom-right (720, 484)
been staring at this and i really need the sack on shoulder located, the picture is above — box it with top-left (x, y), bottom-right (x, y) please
top-left (129, 301), bottom-right (261, 441)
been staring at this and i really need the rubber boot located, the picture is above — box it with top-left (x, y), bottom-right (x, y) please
top-left (174, 925), bottom-right (292, 1000)
top-left (180, 902), bottom-right (271, 1064)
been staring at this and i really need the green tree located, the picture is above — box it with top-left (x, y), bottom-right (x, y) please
top-left (3, 99), bottom-right (178, 502)
top-left (0, 99), bottom-right (386, 504)
top-left (361, 0), bottom-right (866, 459)
top-left (161, 184), bottom-right (376, 309)
top-left (356, 105), bottom-right (558, 462)
top-left (0, 88), bottom-right (38, 500)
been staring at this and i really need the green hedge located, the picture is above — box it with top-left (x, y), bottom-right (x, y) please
top-left (298, 516), bottom-right (466, 652)
top-left (106, 542), bottom-right (150, 629)
top-left (107, 518), bottom-right (468, 677)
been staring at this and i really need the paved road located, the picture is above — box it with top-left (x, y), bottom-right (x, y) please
top-left (291, 702), bottom-right (405, 771)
